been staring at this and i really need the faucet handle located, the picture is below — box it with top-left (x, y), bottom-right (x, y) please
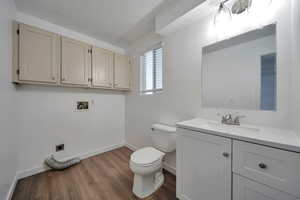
top-left (234, 115), bottom-right (246, 125)
top-left (224, 114), bottom-right (232, 120)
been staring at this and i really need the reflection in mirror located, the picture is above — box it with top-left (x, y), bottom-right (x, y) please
top-left (202, 24), bottom-right (276, 111)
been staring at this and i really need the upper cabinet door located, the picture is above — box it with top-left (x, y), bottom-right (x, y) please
top-left (92, 47), bottom-right (113, 88)
top-left (114, 53), bottom-right (131, 89)
top-left (61, 37), bottom-right (91, 86)
top-left (19, 24), bottom-right (59, 83)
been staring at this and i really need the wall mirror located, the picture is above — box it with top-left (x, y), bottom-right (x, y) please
top-left (202, 24), bottom-right (277, 111)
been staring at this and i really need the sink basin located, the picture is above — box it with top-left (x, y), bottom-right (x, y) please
top-left (203, 121), bottom-right (260, 133)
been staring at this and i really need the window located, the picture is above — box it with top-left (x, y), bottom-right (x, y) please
top-left (260, 53), bottom-right (276, 111)
top-left (140, 47), bottom-right (163, 94)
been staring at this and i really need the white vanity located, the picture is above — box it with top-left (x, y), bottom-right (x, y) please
top-left (176, 118), bottom-right (300, 200)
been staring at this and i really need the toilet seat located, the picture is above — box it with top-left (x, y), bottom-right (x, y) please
top-left (130, 147), bottom-right (165, 167)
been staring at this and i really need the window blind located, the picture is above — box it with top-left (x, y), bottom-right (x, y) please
top-left (141, 47), bottom-right (163, 94)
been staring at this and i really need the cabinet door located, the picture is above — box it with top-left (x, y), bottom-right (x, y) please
top-left (92, 47), bottom-right (113, 88)
top-left (61, 37), bottom-right (91, 86)
top-left (114, 53), bottom-right (131, 89)
top-left (233, 175), bottom-right (299, 200)
top-left (177, 128), bottom-right (232, 200)
top-left (19, 24), bottom-right (59, 83)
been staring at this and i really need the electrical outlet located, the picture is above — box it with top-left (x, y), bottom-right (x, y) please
top-left (56, 144), bottom-right (64, 152)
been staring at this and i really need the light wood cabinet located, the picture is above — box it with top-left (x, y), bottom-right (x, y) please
top-left (114, 53), bottom-right (131, 89)
top-left (177, 128), bottom-right (232, 200)
top-left (233, 175), bottom-right (299, 200)
top-left (61, 37), bottom-right (91, 86)
top-left (91, 47), bottom-right (113, 88)
top-left (13, 22), bottom-right (131, 91)
top-left (17, 23), bottom-right (60, 84)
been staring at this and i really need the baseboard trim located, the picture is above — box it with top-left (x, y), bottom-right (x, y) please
top-left (125, 143), bottom-right (137, 151)
top-left (6, 174), bottom-right (18, 200)
top-left (17, 142), bottom-right (125, 180)
top-left (125, 143), bottom-right (176, 175)
top-left (163, 162), bottom-right (176, 175)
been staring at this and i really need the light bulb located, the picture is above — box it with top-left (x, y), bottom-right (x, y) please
top-left (214, 2), bottom-right (232, 26)
top-left (249, 0), bottom-right (272, 13)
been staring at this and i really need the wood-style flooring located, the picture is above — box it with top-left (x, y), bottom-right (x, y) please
top-left (12, 147), bottom-right (176, 200)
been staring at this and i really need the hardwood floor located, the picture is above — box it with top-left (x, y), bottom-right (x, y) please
top-left (12, 147), bottom-right (176, 200)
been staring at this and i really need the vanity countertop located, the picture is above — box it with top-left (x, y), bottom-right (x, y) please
top-left (176, 118), bottom-right (300, 153)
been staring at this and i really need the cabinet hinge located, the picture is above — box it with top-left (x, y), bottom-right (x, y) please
top-left (16, 69), bottom-right (20, 75)
top-left (16, 29), bottom-right (20, 35)
top-left (88, 49), bottom-right (92, 54)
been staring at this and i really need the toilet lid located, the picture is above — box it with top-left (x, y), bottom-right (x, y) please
top-left (131, 147), bottom-right (165, 166)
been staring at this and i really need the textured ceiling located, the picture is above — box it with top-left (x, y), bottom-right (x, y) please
top-left (14, 0), bottom-right (175, 48)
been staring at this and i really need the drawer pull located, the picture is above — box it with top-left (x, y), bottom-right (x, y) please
top-left (258, 163), bottom-right (267, 169)
top-left (222, 152), bottom-right (229, 158)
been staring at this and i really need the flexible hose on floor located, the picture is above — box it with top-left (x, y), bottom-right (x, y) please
top-left (45, 155), bottom-right (81, 170)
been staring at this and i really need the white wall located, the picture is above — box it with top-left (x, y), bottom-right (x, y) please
top-left (126, 1), bottom-right (292, 172)
top-left (291, 0), bottom-right (300, 134)
top-left (12, 14), bottom-right (126, 175)
top-left (16, 86), bottom-right (125, 174)
top-left (0, 0), bottom-right (18, 199)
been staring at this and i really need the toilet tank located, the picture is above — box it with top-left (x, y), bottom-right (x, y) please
top-left (151, 124), bottom-right (176, 153)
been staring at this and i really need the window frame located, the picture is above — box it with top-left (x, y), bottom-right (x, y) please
top-left (140, 44), bottom-right (164, 95)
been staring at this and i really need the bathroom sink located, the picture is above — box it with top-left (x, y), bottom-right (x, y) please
top-left (203, 121), bottom-right (260, 134)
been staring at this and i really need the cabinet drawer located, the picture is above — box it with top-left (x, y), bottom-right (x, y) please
top-left (233, 140), bottom-right (300, 197)
top-left (233, 175), bottom-right (299, 200)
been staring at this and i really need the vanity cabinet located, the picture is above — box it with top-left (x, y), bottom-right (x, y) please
top-left (114, 53), bottom-right (131, 89)
top-left (177, 127), bottom-right (300, 200)
top-left (233, 140), bottom-right (300, 198)
top-left (61, 36), bottom-right (91, 86)
top-left (91, 47), bottom-right (114, 88)
top-left (233, 175), bottom-right (299, 200)
top-left (17, 23), bottom-right (60, 84)
top-left (176, 128), bottom-right (232, 200)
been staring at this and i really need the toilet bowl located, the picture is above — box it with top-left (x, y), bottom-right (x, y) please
top-left (129, 124), bottom-right (176, 198)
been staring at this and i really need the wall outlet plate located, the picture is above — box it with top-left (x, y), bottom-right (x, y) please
top-left (56, 144), bottom-right (64, 152)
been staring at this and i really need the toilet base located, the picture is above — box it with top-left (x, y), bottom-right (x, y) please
top-left (132, 170), bottom-right (164, 198)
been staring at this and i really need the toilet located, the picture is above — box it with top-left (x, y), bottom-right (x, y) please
top-left (129, 124), bottom-right (176, 198)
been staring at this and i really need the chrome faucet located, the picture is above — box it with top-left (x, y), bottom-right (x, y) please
top-left (221, 114), bottom-right (245, 126)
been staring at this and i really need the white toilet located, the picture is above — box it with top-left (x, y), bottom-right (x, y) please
top-left (129, 124), bottom-right (176, 198)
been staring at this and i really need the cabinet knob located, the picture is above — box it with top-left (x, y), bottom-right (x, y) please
top-left (62, 78), bottom-right (66, 81)
top-left (52, 77), bottom-right (55, 80)
top-left (222, 152), bottom-right (229, 158)
top-left (258, 163), bottom-right (267, 169)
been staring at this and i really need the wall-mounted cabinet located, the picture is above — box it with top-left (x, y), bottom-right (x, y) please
top-left (13, 22), bottom-right (131, 91)
top-left (114, 53), bottom-right (131, 90)
top-left (92, 47), bottom-right (114, 88)
top-left (16, 23), bottom-right (60, 84)
top-left (61, 37), bottom-right (91, 87)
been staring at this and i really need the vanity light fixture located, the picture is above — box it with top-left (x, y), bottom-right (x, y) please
top-left (232, 0), bottom-right (252, 14)
top-left (214, 0), bottom-right (273, 27)
top-left (214, 0), bottom-right (232, 26)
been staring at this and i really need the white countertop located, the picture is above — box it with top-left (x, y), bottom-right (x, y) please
top-left (176, 118), bottom-right (300, 153)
